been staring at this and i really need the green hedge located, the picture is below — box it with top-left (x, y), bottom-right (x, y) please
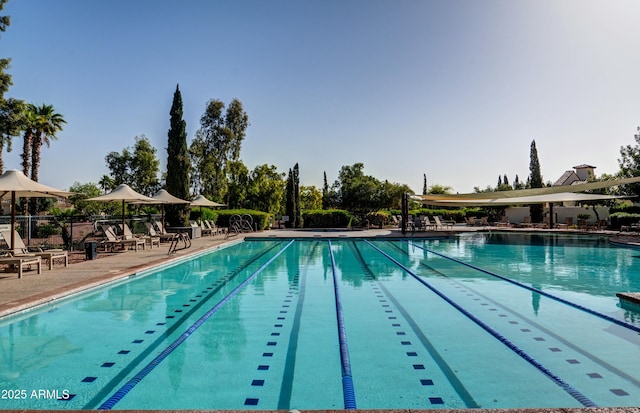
top-left (214, 209), bottom-right (271, 230)
top-left (188, 208), bottom-right (219, 223)
top-left (609, 212), bottom-right (640, 229)
top-left (302, 209), bottom-right (354, 228)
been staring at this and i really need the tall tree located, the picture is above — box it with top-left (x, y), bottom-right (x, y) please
top-left (422, 173), bottom-right (427, 195)
top-left (30, 103), bottom-right (65, 183)
top-left (292, 163), bottom-right (300, 227)
top-left (20, 103), bottom-right (36, 178)
top-left (0, 1), bottom-right (21, 173)
top-left (618, 126), bottom-right (640, 196)
top-left (130, 135), bottom-right (160, 195)
top-left (165, 84), bottom-right (190, 226)
top-left (285, 168), bottom-right (295, 228)
top-left (245, 164), bottom-right (285, 214)
top-left (226, 160), bottom-right (249, 208)
top-left (189, 98), bottom-right (249, 201)
top-left (322, 171), bottom-right (329, 209)
top-left (528, 139), bottom-right (544, 221)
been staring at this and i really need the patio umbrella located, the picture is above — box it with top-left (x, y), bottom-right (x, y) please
top-left (87, 184), bottom-right (158, 234)
top-left (150, 189), bottom-right (189, 229)
top-left (0, 169), bottom-right (72, 251)
top-left (190, 194), bottom-right (226, 224)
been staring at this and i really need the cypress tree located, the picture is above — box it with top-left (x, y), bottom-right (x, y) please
top-left (322, 171), bottom-right (329, 209)
top-left (528, 140), bottom-right (544, 222)
top-left (165, 84), bottom-right (190, 226)
top-left (293, 163), bottom-right (300, 228)
top-left (422, 173), bottom-right (427, 195)
top-left (285, 168), bottom-right (294, 228)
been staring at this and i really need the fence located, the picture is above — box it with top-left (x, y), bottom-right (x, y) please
top-left (0, 214), bottom-right (163, 251)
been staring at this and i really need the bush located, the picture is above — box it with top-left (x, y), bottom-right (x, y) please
top-left (215, 209), bottom-right (271, 230)
top-left (35, 223), bottom-right (61, 237)
top-left (302, 209), bottom-right (354, 228)
top-left (609, 212), bottom-right (640, 229)
top-left (188, 208), bottom-right (219, 223)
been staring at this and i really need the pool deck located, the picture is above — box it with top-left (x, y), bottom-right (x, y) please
top-left (1, 228), bottom-right (640, 413)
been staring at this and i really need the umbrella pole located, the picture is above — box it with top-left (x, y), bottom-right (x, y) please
top-left (10, 191), bottom-right (15, 251)
top-left (122, 200), bottom-right (125, 236)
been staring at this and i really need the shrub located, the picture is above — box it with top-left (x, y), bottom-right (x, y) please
top-left (609, 212), bottom-right (640, 229)
top-left (188, 208), bottom-right (219, 223)
top-left (302, 209), bottom-right (354, 228)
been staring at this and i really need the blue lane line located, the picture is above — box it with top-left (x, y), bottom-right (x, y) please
top-left (328, 240), bottom-right (357, 410)
top-left (97, 239), bottom-right (296, 410)
top-left (407, 241), bottom-right (640, 335)
top-left (365, 240), bottom-right (597, 408)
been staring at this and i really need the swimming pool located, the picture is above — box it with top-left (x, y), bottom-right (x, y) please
top-left (1, 233), bottom-right (640, 410)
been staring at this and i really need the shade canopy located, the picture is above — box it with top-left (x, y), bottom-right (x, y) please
top-left (151, 189), bottom-right (190, 204)
top-left (87, 184), bottom-right (157, 203)
top-left (422, 192), bottom-right (625, 207)
top-left (0, 169), bottom-right (72, 252)
top-left (420, 175), bottom-right (640, 202)
top-left (87, 184), bottom-right (160, 232)
top-left (190, 194), bottom-right (226, 207)
top-left (0, 169), bottom-right (73, 199)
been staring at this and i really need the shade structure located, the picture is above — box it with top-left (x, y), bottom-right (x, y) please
top-left (87, 184), bottom-right (159, 233)
top-left (190, 194), bottom-right (226, 207)
top-left (190, 195), bottom-right (226, 225)
top-left (422, 192), bottom-right (625, 207)
top-left (150, 189), bottom-right (189, 229)
top-left (0, 169), bottom-right (72, 251)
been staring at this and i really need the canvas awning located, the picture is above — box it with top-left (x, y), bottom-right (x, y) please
top-left (421, 192), bottom-right (625, 207)
top-left (420, 175), bottom-right (640, 202)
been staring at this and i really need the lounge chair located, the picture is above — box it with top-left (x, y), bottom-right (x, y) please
top-left (153, 221), bottom-right (179, 241)
top-left (433, 216), bottom-right (453, 230)
top-left (520, 216), bottom-right (534, 228)
top-left (101, 226), bottom-right (145, 251)
top-left (496, 216), bottom-right (510, 228)
top-left (0, 229), bottom-right (68, 270)
top-left (555, 217), bottom-right (573, 229)
top-left (146, 222), bottom-right (176, 242)
top-left (0, 255), bottom-right (41, 278)
top-left (120, 223), bottom-right (159, 248)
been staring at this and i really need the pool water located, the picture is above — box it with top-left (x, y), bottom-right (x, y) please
top-left (1, 234), bottom-right (640, 410)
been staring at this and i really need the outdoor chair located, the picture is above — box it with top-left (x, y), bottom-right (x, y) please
top-left (433, 216), bottom-right (453, 230)
top-left (147, 222), bottom-right (176, 242)
top-left (0, 229), bottom-right (68, 270)
top-left (120, 223), bottom-right (159, 248)
top-left (101, 226), bottom-right (144, 252)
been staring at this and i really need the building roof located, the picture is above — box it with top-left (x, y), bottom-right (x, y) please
top-left (554, 171), bottom-right (579, 186)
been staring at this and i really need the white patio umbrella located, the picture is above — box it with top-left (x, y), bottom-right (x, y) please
top-left (0, 169), bottom-right (73, 251)
top-left (150, 189), bottom-right (189, 229)
top-left (190, 194), bottom-right (226, 224)
top-left (87, 184), bottom-right (159, 233)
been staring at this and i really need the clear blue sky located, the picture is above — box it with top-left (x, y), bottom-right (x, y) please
top-left (4, 0), bottom-right (640, 194)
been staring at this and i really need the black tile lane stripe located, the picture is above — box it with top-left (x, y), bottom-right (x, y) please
top-left (348, 241), bottom-right (479, 409)
top-left (276, 241), bottom-right (320, 410)
top-left (82, 241), bottom-right (284, 409)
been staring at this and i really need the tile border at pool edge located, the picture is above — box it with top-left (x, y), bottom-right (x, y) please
top-left (0, 408), bottom-right (638, 413)
top-left (0, 237), bottom-right (245, 320)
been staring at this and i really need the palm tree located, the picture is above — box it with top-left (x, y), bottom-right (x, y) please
top-left (20, 103), bottom-right (37, 178)
top-left (28, 104), bottom-right (65, 215)
top-left (30, 103), bottom-right (65, 183)
top-left (98, 174), bottom-right (115, 194)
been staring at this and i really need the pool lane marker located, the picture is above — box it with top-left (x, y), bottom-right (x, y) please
top-left (407, 241), bottom-right (640, 335)
top-left (328, 240), bottom-right (357, 409)
top-left (349, 241), bottom-right (478, 408)
top-left (364, 240), bottom-right (597, 408)
top-left (96, 239), bottom-right (296, 410)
